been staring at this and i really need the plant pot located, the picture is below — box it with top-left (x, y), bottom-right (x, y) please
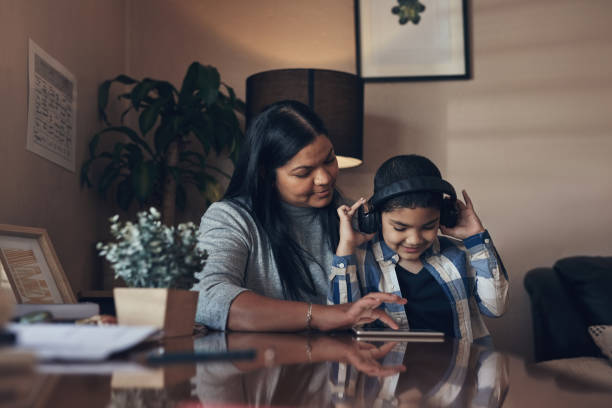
top-left (111, 335), bottom-right (196, 389)
top-left (113, 288), bottom-right (198, 337)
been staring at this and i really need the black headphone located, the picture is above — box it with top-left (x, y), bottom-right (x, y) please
top-left (357, 176), bottom-right (459, 234)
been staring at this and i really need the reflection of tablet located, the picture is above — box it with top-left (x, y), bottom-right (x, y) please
top-left (352, 326), bottom-right (445, 342)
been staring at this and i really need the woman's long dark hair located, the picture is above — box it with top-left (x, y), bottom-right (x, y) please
top-left (225, 100), bottom-right (340, 300)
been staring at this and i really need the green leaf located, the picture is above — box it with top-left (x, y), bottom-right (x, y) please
top-left (93, 126), bottom-right (154, 157)
top-left (175, 184), bottom-right (187, 211)
top-left (80, 159), bottom-right (94, 188)
top-left (200, 175), bottom-right (222, 203)
top-left (154, 81), bottom-right (175, 100)
top-left (98, 80), bottom-right (112, 124)
top-left (192, 120), bottom-right (213, 156)
top-left (113, 74), bottom-right (137, 85)
top-left (98, 75), bottom-right (139, 125)
top-left (180, 151), bottom-right (206, 168)
top-left (154, 117), bottom-right (178, 154)
top-left (131, 160), bottom-right (159, 202)
top-left (139, 98), bottom-right (165, 136)
top-left (112, 142), bottom-right (126, 162)
top-left (205, 164), bottom-right (231, 179)
top-left (196, 65), bottom-right (220, 106)
top-left (228, 131), bottom-right (243, 164)
top-left (89, 132), bottom-right (101, 157)
top-left (233, 98), bottom-right (246, 114)
top-left (211, 108), bottom-right (232, 154)
top-left (180, 63), bottom-right (199, 95)
top-left (120, 106), bottom-right (132, 124)
top-left (130, 79), bottom-right (157, 109)
top-left (116, 178), bottom-right (134, 210)
top-left (98, 165), bottom-right (122, 195)
top-left (222, 83), bottom-right (236, 104)
top-left (80, 152), bottom-right (114, 188)
top-left (123, 144), bottom-right (143, 168)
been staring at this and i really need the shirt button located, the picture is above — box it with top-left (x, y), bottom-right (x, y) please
top-left (338, 263), bottom-right (345, 268)
top-left (484, 238), bottom-right (490, 244)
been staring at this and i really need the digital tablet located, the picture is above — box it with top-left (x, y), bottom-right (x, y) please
top-left (352, 326), bottom-right (445, 342)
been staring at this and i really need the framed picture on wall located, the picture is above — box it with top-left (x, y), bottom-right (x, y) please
top-left (355, 0), bottom-right (470, 81)
top-left (0, 224), bottom-right (75, 304)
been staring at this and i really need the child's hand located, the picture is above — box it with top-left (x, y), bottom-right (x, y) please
top-left (336, 198), bottom-right (375, 256)
top-left (440, 190), bottom-right (485, 240)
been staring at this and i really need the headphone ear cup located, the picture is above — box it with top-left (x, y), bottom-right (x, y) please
top-left (357, 205), bottom-right (379, 234)
top-left (440, 198), bottom-right (459, 228)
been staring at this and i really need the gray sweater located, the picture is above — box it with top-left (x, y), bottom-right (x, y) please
top-left (193, 199), bottom-right (334, 330)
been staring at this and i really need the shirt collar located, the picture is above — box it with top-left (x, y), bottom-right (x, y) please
top-left (373, 233), bottom-right (441, 263)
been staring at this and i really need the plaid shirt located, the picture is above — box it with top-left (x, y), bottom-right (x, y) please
top-left (328, 230), bottom-right (509, 343)
top-left (330, 340), bottom-right (510, 408)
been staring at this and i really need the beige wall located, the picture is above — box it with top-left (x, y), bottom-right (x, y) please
top-left (0, 0), bottom-right (126, 292)
top-left (128, 0), bottom-right (612, 359)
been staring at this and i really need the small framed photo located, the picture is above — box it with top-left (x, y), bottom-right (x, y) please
top-left (0, 224), bottom-right (75, 304)
top-left (355, 0), bottom-right (470, 81)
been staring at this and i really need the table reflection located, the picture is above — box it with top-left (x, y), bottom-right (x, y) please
top-left (187, 332), bottom-right (509, 408)
top-left (3, 332), bottom-right (510, 408)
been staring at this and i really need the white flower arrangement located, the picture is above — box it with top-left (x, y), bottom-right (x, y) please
top-left (97, 207), bottom-right (207, 289)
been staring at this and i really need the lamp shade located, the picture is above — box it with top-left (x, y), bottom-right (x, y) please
top-left (246, 69), bottom-right (364, 168)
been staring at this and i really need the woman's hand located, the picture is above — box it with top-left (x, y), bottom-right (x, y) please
top-left (313, 336), bottom-right (406, 377)
top-left (344, 340), bottom-right (406, 377)
top-left (336, 198), bottom-right (375, 256)
top-left (440, 190), bottom-right (485, 240)
top-left (313, 292), bottom-right (407, 331)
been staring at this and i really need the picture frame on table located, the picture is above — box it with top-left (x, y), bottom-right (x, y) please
top-left (0, 224), bottom-right (75, 304)
top-left (355, 0), bottom-right (470, 81)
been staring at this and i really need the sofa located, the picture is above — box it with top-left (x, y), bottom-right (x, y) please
top-left (524, 256), bottom-right (612, 391)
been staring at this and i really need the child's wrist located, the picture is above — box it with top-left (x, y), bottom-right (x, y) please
top-left (336, 242), bottom-right (356, 256)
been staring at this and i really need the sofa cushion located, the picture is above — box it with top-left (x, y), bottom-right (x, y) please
top-left (554, 256), bottom-right (612, 325)
top-left (524, 267), bottom-right (599, 361)
top-left (589, 325), bottom-right (612, 361)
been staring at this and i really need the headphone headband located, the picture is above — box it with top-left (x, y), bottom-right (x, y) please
top-left (370, 176), bottom-right (456, 208)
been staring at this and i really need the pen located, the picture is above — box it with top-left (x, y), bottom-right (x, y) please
top-left (147, 349), bottom-right (257, 365)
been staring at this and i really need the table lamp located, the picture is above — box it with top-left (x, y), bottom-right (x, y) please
top-left (246, 69), bottom-right (364, 169)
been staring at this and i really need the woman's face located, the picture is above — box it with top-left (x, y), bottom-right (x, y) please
top-left (275, 134), bottom-right (339, 208)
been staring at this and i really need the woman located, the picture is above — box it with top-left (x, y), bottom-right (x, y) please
top-left (194, 100), bottom-right (404, 331)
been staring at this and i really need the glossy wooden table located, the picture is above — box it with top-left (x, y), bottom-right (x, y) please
top-left (2, 332), bottom-right (611, 408)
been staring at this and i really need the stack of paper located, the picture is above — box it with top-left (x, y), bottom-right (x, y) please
top-left (7, 323), bottom-right (159, 361)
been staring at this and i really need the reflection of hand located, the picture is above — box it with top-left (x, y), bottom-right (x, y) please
top-left (336, 198), bottom-right (375, 256)
top-left (314, 292), bottom-right (407, 331)
top-left (313, 336), bottom-right (405, 377)
top-left (226, 332), bottom-right (404, 377)
top-left (439, 190), bottom-right (485, 240)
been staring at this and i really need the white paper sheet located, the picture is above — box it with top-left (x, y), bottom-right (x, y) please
top-left (7, 323), bottom-right (159, 361)
top-left (26, 39), bottom-right (77, 172)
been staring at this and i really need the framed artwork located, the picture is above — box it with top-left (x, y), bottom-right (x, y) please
top-left (0, 224), bottom-right (75, 304)
top-left (355, 0), bottom-right (470, 81)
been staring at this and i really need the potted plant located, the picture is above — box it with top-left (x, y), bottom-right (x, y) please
top-left (97, 208), bottom-right (207, 337)
top-left (81, 62), bottom-right (244, 226)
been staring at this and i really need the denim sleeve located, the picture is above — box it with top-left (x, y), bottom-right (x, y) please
top-left (327, 254), bottom-right (361, 305)
top-left (463, 230), bottom-right (509, 317)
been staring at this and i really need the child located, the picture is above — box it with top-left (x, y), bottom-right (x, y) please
top-left (328, 155), bottom-right (508, 345)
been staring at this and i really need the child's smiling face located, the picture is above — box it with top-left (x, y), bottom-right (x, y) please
top-left (381, 206), bottom-right (440, 264)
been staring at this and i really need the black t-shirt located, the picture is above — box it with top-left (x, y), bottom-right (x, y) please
top-left (395, 263), bottom-right (455, 337)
